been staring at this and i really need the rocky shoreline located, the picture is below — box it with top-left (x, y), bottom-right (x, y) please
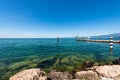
top-left (9, 58), bottom-right (120, 80)
top-left (10, 65), bottom-right (120, 80)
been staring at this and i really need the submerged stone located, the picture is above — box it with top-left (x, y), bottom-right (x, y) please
top-left (113, 57), bottom-right (120, 65)
top-left (82, 61), bottom-right (94, 68)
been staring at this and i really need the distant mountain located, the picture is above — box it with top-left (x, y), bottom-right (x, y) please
top-left (90, 33), bottom-right (120, 40)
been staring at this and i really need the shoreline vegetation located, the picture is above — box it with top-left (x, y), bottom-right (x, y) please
top-left (0, 53), bottom-right (119, 80)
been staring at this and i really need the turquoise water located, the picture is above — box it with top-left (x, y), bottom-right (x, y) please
top-left (0, 38), bottom-right (120, 80)
top-left (0, 38), bottom-right (120, 60)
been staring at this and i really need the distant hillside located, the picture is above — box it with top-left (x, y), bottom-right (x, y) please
top-left (90, 33), bottom-right (120, 40)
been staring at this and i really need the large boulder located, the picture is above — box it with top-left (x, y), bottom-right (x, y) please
top-left (91, 65), bottom-right (120, 78)
top-left (75, 70), bottom-right (100, 80)
top-left (10, 69), bottom-right (47, 80)
top-left (48, 70), bottom-right (73, 80)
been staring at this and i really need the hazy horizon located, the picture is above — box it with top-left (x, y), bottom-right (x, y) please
top-left (0, 0), bottom-right (120, 38)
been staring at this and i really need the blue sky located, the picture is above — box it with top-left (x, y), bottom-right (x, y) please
top-left (0, 0), bottom-right (120, 38)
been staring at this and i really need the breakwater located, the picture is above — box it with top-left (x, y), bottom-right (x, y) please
top-left (76, 39), bottom-right (120, 44)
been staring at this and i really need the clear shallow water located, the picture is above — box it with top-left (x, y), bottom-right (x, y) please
top-left (0, 38), bottom-right (120, 60)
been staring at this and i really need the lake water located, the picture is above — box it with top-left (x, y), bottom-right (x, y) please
top-left (0, 38), bottom-right (120, 60)
top-left (0, 38), bottom-right (120, 79)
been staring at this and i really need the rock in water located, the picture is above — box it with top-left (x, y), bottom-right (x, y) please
top-left (10, 69), bottom-right (47, 80)
top-left (82, 61), bottom-right (94, 68)
top-left (75, 70), bottom-right (100, 80)
top-left (113, 57), bottom-right (120, 65)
